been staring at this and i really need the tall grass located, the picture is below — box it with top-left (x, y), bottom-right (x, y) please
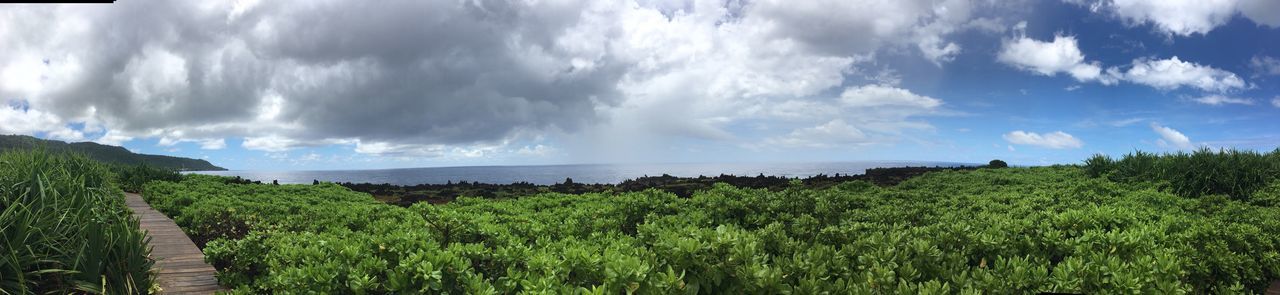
top-left (112, 164), bottom-right (182, 193)
top-left (1084, 148), bottom-right (1280, 201)
top-left (0, 150), bottom-right (155, 294)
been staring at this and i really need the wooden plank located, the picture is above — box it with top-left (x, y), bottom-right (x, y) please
top-left (127, 193), bottom-right (226, 294)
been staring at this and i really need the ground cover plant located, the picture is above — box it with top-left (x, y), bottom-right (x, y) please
top-left (0, 150), bottom-right (155, 294)
top-left (146, 155), bottom-right (1280, 294)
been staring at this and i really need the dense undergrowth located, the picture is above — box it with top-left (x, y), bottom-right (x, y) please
top-left (1084, 148), bottom-right (1280, 202)
top-left (111, 164), bottom-right (182, 193)
top-left (0, 150), bottom-right (155, 294)
top-left (147, 163), bottom-right (1280, 294)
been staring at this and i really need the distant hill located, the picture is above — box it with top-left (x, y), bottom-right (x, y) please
top-left (0, 135), bottom-right (226, 171)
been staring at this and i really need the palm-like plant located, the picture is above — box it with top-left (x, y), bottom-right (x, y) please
top-left (0, 150), bottom-right (156, 294)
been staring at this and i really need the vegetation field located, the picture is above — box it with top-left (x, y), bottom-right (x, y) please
top-left (143, 149), bottom-right (1280, 294)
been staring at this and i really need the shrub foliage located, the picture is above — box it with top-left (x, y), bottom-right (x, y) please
top-left (146, 166), bottom-right (1280, 294)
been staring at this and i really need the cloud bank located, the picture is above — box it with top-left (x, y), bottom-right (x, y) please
top-left (1003, 130), bottom-right (1085, 149)
top-left (0, 0), bottom-right (1017, 160)
top-left (999, 35), bottom-right (1246, 93)
top-left (1064, 0), bottom-right (1280, 36)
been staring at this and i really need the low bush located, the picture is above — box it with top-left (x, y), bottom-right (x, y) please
top-left (146, 166), bottom-right (1280, 293)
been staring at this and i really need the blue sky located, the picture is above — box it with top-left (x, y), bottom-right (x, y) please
top-left (2, 0), bottom-right (1279, 170)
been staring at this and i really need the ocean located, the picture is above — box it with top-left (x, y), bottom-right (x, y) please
top-left (188, 161), bottom-right (975, 186)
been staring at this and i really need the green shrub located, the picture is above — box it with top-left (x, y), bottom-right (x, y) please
top-left (1250, 182), bottom-right (1280, 207)
top-left (145, 166), bottom-right (1280, 293)
top-left (0, 150), bottom-right (155, 294)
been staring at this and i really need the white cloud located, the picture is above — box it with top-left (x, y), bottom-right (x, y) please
top-left (749, 84), bottom-right (946, 150)
top-left (1003, 130), bottom-right (1084, 149)
top-left (1109, 118), bottom-right (1146, 127)
top-left (1150, 123), bottom-right (1194, 150)
top-left (997, 33), bottom-right (1245, 94)
top-left (353, 140), bottom-right (446, 157)
top-left (516, 144), bottom-right (555, 156)
top-left (0, 105), bottom-right (85, 141)
top-left (840, 84), bottom-right (943, 109)
top-left (0, 0), bottom-right (1020, 162)
top-left (1271, 97), bottom-right (1280, 108)
top-left (997, 35), bottom-right (1115, 84)
top-left (764, 119), bottom-right (869, 148)
top-left (297, 152), bottom-right (321, 162)
top-left (199, 138), bottom-right (227, 150)
top-left (997, 33), bottom-right (1248, 95)
top-left (1193, 95), bottom-right (1254, 105)
top-left (1065, 0), bottom-right (1280, 36)
top-left (242, 135), bottom-right (299, 152)
top-left (1250, 55), bottom-right (1280, 77)
top-left (156, 132), bottom-right (227, 150)
top-left (1120, 56), bottom-right (1245, 92)
top-left (94, 131), bottom-right (134, 146)
top-left (750, 0), bottom-right (992, 65)
top-left (45, 128), bottom-right (86, 142)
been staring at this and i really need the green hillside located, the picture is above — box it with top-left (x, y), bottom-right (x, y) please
top-left (0, 134), bottom-right (226, 171)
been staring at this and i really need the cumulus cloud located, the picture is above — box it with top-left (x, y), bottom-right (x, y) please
top-left (1119, 56), bottom-right (1246, 92)
top-left (199, 138), bottom-right (227, 150)
top-left (1003, 130), bottom-right (1084, 149)
top-left (997, 34), bottom-right (1115, 84)
top-left (352, 141), bottom-right (447, 158)
top-left (840, 84), bottom-right (943, 109)
top-left (1193, 95), bottom-right (1254, 105)
top-left (750, 85), bottom-right (944, 149)
top-left (516, 144), bottom-right (556, 156)
top-left (750, 0), bottom-right (987, 65)
top-left (1, 1), bottom-right (631, 152)
top-left (764, 119), bottom-right (869, 148)
top-left (0, 0), bottom-right (1017, 160)
top-left (1250, 55), bottom-right (1280, 77)
top-left (0, 105), bottom-right (85, 141)
top-left (94, 130), bottom-right (133, 146)
top-left (997, 33), bottom-right (1244, 93)
top-left (1272, 97), bottom-right (1280, 108)
top-left (242, 135), bottom-right (300, 152)
top-left (1064, 0), bottom-right (1280, 36)
top-left (996, 37), bottom-right (1245, 93)
top-left (1150, 123), bottom-right (1194, 149)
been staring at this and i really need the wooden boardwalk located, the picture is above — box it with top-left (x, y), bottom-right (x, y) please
top-left (125, 193), bottom-right (225, 294)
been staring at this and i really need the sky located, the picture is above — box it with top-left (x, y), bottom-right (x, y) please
top-left (2, 0), bottom-right (1279, 170)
